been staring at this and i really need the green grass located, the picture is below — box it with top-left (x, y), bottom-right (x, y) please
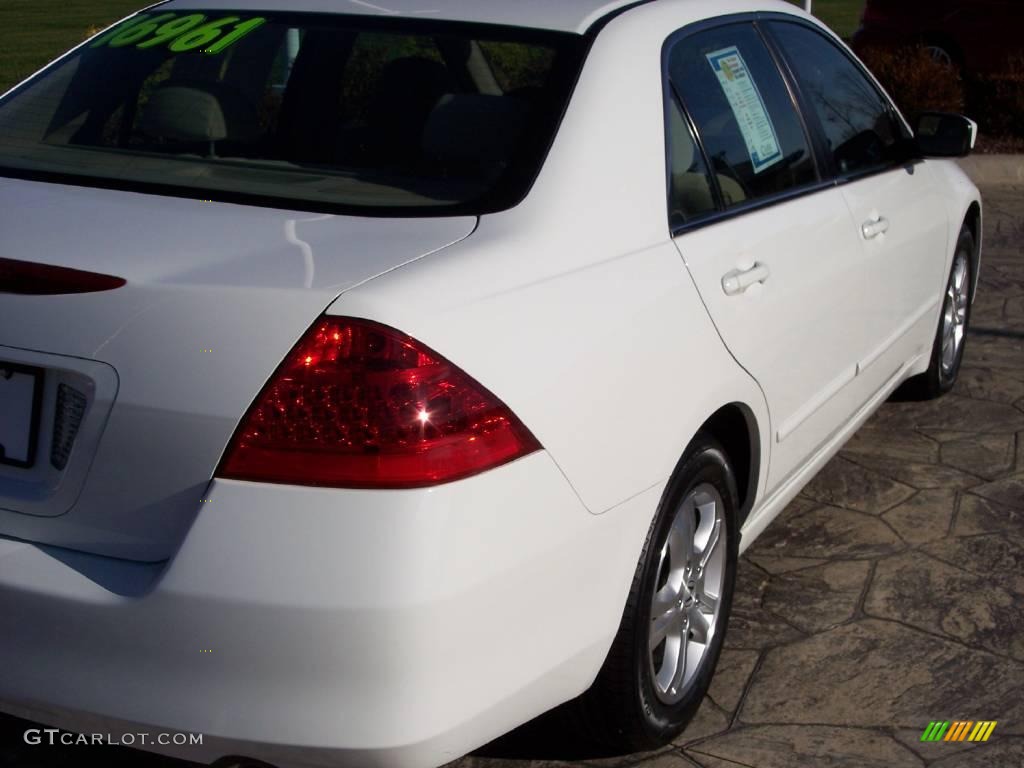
top-left (787, 0), bottom-right (865, 39)
top-left (0, 0), bottom-right (145, 93)
top-left (0, 0), bottom-right (865, 94)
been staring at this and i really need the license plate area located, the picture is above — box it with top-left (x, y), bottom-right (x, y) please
top-left (0, 363), bottom-right (43, 469)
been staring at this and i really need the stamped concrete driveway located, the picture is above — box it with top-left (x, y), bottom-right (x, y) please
top-left (2, 182), bottom-right (1022, 768)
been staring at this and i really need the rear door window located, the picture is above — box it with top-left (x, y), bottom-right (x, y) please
top-left (668, 23), bottom-right (818, 211)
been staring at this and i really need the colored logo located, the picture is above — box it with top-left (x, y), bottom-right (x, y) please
top-left (921, 721), bottom-right (997, 743)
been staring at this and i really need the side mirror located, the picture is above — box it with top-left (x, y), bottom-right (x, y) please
top-left (914, 112), bottom-right (978, 158)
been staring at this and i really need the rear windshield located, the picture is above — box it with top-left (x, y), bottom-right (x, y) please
top-left (0, 12), bottom-right (585, 215)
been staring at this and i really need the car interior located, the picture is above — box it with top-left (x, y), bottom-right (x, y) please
top-left (668, 95), bottom-right (747, 224)
top-left (155, 31), bottom-right (528, 174)
top-left (28, 21), bottom-right (560, 207)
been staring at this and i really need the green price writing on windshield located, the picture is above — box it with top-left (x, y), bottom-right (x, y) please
top-left (91, 14), bottom-right (267, 55)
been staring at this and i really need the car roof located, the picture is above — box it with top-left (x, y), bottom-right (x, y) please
top-left (157, 0), bottom-right (653, 34)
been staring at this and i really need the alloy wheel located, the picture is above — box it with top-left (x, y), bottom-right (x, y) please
top-left (941, 251), bottom-right (970, 376)
top-left (648, 483), bottom-right (727, 705)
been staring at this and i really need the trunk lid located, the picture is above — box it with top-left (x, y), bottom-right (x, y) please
top-left (0, 178), bottom-right (475, 561)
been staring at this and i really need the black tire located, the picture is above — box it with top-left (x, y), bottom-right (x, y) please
top-left (923, 39), bottom-right (963, 72)
top-left (902, 226), bottom-right (975, 400)
top-left (572, 434), bottom-right (739, 750)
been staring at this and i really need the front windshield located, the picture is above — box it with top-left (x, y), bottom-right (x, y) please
top-left (0, 11), bottom-right (584, 215)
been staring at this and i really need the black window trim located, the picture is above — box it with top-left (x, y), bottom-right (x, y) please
top-left (757, 14), bottom-right (922, 186)
top-left (663, 13), bottom-right (832, 238)
top-left (664, 12), bottom-right (922, 239)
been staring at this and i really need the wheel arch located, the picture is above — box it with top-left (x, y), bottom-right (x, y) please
top-left (964, 201), bottom-right (982, 302)
top-left (676, 402), bottom-right (762, 529)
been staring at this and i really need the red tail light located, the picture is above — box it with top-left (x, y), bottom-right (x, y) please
top-left (217, 317), bottom-right (541, 489)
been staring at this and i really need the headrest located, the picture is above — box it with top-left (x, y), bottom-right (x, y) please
top-left (422, 94), bottom-right (528, 164)
top-left (138, 84), bottom-right (258, 144)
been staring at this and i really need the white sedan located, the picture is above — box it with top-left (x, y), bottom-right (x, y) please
top-left (0, 0), bottom-right (981, 766)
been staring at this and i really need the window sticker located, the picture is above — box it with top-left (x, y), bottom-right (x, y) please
top-left (706, 46), bottom-right (783, 174)
top-left (90, 14), bottom-right (267, 55)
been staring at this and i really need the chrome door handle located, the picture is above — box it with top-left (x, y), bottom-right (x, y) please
top-left (721, 263), bottom-right (770, 296)
top-left (862, 217), bottom-right (890, 240)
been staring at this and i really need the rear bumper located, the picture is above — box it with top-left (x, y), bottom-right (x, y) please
top-left (0, 451), bottom-right (657, 768)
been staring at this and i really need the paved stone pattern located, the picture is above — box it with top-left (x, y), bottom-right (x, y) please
top-left (447, 190), bottom-right (1024, 768)
top-left (2, 189), bottom-right (1022, 767)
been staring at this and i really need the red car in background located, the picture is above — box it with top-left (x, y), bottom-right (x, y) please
top-left (853, 0), bottom-right (1024, 73)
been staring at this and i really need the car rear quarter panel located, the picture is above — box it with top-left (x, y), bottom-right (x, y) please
top-left (328, 0), bottom-right (780, 517)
